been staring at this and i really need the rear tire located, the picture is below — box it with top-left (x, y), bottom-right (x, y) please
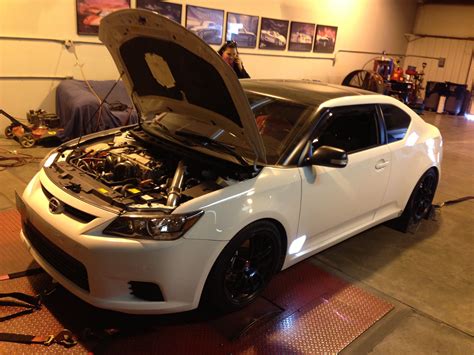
top-left (388, 168), bottom-right (438, 233)
top-left (202, 220), bottom-right (282, 313)
top-left (4, 126), bottom-right (14, 139)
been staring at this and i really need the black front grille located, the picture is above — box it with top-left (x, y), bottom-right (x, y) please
top-left (23, 221), bottom-right (90, 292)
top-left (41, 184), bottom-right (96, 223)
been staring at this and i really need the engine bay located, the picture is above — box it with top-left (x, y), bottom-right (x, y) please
top-left (49, 130), bottom-right (254, 211)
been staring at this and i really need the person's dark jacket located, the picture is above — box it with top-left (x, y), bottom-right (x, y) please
top-left (232, 63), bottom-right (250, 79)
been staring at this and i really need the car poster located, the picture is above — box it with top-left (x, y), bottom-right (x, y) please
top-left (259, 17), bottom-right (289, 51)
top-left (76, 0), bottom-right (130, 35)
top-left (313, 25), bottom-right (338, 53)
top-left (186, 5), bottom-right (224, 45)
top-left (136, 1), bottom-right (182, 24)
top-left (226, 12), bottom-right (259, 48)
top-left (288, 21), bottom-right (315, 52)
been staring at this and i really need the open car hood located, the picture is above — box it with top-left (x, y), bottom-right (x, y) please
top-left (99, 9), bottom-right (266, 163)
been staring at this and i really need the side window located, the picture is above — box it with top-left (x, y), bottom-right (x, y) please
top-left (381, 104), bottom-right (411, 143)
top-left (313, 105), bottom-right (379, 153)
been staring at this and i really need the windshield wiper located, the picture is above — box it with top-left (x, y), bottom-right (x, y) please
top-left (175, 131), bottom-right (249, 166)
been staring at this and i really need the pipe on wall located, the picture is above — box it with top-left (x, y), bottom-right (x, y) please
top-left (0, 35), bottom-right (449, 76)
top-left (0, 76), bottom-right (73, 80)
top-left (334, 49), bottom-right (442, 66)
top-left (0, 35), bottom-right (102, 46)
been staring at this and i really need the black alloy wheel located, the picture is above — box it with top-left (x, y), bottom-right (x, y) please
top-left (387, 168), bottom-right (438, 233)
top-left (203, 221), bottom-right (282, 313)
top-left (411, 170), bottom-right (437, 223)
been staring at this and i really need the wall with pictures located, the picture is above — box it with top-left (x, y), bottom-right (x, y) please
top-left (404, 4), bottom-right (474, 92)
top-left (0, 0), bottom-right (418, 127)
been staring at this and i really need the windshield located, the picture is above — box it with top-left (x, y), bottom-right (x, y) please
top-left (246, 92), bottom-right (312, 161)
top-left (142, 93), bottom-right (313, 165)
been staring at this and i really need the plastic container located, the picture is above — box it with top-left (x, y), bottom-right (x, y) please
top-left (437, 96), bottom-right (446, 113)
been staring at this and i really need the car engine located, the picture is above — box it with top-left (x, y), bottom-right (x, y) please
top-left (61, 131), bottom-right (247, 211)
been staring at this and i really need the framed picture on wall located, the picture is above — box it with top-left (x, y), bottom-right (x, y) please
top-left (185, 5), bottom-right (224, 45)
top-left (136, 1), bottom-right (182, 24)
top-left (259, 17), bottom-right (289, 50)
top-left (313, 25), bottom-right (338, 53)
top-left (288, 21), bottom-right (315, 52)
top-left (226, 12), bottom-right (259, 48)
top-left (76, 0), bottom-right (130, 35)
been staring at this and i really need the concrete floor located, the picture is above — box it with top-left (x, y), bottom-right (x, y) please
top-left (0, 111), bottom-right (473, 353)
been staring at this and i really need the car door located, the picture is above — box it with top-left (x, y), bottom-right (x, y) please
top-left (373, 103), bottom-right (414, 221)
top-left (297, 104), bottom-right (391, 251)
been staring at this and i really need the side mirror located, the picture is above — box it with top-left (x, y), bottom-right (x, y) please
top-left (302, 145), bottom-right (348, 168)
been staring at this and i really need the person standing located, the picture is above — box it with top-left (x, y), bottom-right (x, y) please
top-left (218, 41), bottom-right (250, 79)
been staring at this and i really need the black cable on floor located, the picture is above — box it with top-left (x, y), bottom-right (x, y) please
top-left (0, 148), bottom-right (43, 171)
top-left (433, 196), bottom-right (474, 209)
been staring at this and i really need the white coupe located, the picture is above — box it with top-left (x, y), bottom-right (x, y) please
top-left (17, 10), bottom-right (442, 315)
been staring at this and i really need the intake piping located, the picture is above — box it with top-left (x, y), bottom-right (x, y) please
top-left (166, 160), bottom-right (185, 207)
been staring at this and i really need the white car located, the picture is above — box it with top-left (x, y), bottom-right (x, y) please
top-left (189, 21), bottom-right (222, 42)
top-left (293, 32), bottom-right (312, 44)
top-left (17, 10), bottom-right (442, 315)
top-left (260, 30), bottom-right (287, 47)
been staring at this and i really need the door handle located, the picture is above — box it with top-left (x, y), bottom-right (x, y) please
top-left (375, 160), bottom-right (390, 170)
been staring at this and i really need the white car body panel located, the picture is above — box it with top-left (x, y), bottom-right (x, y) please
top-left (20, 166), bottom-right (301, 314)
top-left (20, 171), bottom-right (227, 313)
top-left (175, 167), bottom-right (301, 243)
top-left (296, 144), bottom-right (392, 257)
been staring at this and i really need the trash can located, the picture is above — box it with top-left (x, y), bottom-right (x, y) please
top-left (424, 81), bottom-right (448, 111)
top-left (444, 82), bottom-right (468, 115)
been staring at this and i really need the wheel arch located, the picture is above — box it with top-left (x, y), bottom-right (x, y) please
top-left (406, 165), bottom-right (439, 209)
top-left (199, 217), bottom-right (288, 312)
top-left (252, 217), bottom-right (288, 272)
top-left (387, 165), bottom-right (439, 233)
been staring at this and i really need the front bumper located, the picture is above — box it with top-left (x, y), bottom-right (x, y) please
top-left (18, 170), bottom-right (226, 314)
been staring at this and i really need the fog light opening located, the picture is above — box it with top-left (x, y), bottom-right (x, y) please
top-left (128, 281), bottom-right (164, 302)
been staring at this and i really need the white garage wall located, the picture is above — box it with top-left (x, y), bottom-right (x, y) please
top-left (414, 4), bottom-right (474, 38)
top-left (405, 38), bottom-right (473, 87)
top-left (404, 4), bottom-right (474, 91)
top-left (0, 0), bottom-right (418, 126)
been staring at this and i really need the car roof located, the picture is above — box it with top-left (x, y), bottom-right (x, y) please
top-left (241, 79), bottom-right (375, 107)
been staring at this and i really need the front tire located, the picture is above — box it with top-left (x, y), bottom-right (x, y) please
top-left (388, 168), bottom-right (438, 232)
top-left (203, 220), bottom-right (282, 313)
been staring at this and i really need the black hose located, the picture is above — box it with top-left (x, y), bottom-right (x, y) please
top-left (433, 196), bottom-right (474, 209)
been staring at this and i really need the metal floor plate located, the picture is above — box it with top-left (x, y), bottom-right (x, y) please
top-left (0, 208), bottom-right (37, 276)
top-left (0, 209), bottom-right (393, 354)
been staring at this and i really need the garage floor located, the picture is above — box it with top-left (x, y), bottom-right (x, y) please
top-left (0, 111), bottom-right (473, 353)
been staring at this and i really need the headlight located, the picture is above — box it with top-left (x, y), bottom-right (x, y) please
top-left (103, 211), bottom-right (204, 240)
